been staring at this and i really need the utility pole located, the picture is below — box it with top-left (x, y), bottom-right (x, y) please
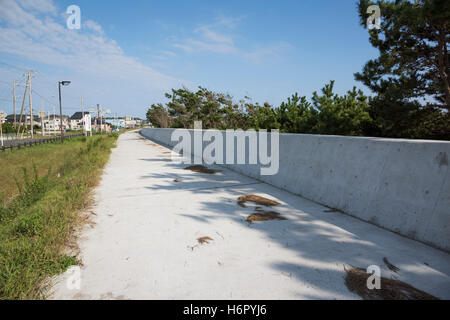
top-left (81, 96), bottom-right (86, 136)
top-left (12, 81), bottom-right (16, 129)
top-left (97, 104), bottom-right (100, 133)
top-left (53, 105), bottom-right (56, 135)
top-left (0, 117), bottom-right (3, 147)
top-left (39, 110), bottom-right (46, 136)
top-left (18, 73), bottom-right (29, 139)
top-left (28, 72), bottom-right (33, 138)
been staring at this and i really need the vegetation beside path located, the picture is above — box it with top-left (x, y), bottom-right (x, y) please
top-left (0, 132), bottom-right (120, 299)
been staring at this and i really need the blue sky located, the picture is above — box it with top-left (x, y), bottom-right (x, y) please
top-left (0, 0), bottom-right (378, 118)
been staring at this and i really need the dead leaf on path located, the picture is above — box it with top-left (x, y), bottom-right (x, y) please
top-left (238, 195), bottom-right (280, 207)
top-left (323, 207), bottom-right (344, 214)
top-left (197, 236), bottom-right (213, 245)
top-left (383, 257), bottom-right (400, 273)
top-left (185, 165), bottom-right (218, 174)
top-left (174, 179), bottom-right (182, 183)
top-left (246, 211), bottom-right (287, 223)
top-left (344, 267), bottom-right (438, 300)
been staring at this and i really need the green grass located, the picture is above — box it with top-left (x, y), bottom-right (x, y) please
top-left (0, 134), bottom-right (119, 300)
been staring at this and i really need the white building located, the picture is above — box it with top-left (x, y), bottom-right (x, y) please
top-left (69, 112), bottom-right (92, 131)
top-left (0, 110), bottom-right (6, 124)
top-left (43, 115), bottom-right (69, 133)
top-left (124, 115), bottom-right (143, 128)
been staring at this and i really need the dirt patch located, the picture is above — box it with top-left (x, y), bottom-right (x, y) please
top-left (344, 267), bottom-right (438, 300)
top-left (185, 165), bottom-right (218, 174)
top-left (246, 210), bottom-right (287, 223)
top-left (383, 257), bottom-right (400, 273)
top-left (197, 236), bottom-right (213, 244)
top-left (238, 195), bottom-right (281, 208)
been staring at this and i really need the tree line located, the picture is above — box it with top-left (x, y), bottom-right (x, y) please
top-left (1, 122), bottom-right (39, 134)
top-left (146, 0), bottom-right (449, 140)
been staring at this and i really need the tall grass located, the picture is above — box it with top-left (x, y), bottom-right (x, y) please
top-left (0, 134), bottom-right (118, 300)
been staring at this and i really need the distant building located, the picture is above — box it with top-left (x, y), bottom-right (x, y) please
top-left (0, 110), bottom-right (6, 124)
top-left (124, 115), bottom-right (143, 128)
top-left (70, 112), bottom-right (92, 131)
top-left (104, 116), bottom-right (143, 129)
top-left (105, 118), bottom-right (126, 128)
top-left (5, 114), bottom-right (45, 128)
top-left (42, 115), bottom-right (70, 132)
top-left (92, 117), bottom-right (111, 132)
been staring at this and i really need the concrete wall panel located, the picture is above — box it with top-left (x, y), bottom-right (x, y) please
top-left (140, 128), bottom-right (450, 251)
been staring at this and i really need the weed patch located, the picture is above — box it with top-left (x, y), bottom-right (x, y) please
top-left (0, 134), bottom-right (118, 299)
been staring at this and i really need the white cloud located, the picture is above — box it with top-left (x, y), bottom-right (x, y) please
top-left (195, 26), bottom-right (234, 45)
top-left (16, 0), bottom-right (57, 14)
top-left (172, 16), bottom-right (290, 63)
top-left (0, 0), bottom-right (183, 91)
top-left (84, 20), bottom-right (104, 35)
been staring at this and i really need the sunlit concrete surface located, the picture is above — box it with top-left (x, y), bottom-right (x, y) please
top-left (50, 131), bottom-right (450, 300)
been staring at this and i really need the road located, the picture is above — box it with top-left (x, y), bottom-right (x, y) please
top-left (50, 131), bottom-right (450, 300)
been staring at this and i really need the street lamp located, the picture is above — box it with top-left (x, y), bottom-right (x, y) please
top-left (58, 81), bottom-right (71, 142)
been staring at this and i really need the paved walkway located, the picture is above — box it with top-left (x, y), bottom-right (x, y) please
top-left (51, 131), bottom-right (450, 299)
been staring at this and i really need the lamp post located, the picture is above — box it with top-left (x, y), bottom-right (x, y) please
top-left (58, 81), bottom-right (71, 142)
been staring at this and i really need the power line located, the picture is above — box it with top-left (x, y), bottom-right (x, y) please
top-left (0, 62), bottom-right (109, 116)
top-left (32, 88), bottom-right (56, 105)
top-left (0, 61), bottom-right (31, 73)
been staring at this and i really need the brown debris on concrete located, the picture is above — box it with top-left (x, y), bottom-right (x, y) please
top-left (246, 211), bottom-right (287, 223)
top-left (197, 236), bottom-right (213, 245)
top-left (323, 206), bottom-right (344, 214)
top-left (238, 195), bottom-right (281, 208)
top-left (383, 257), bottom-right (400, 273)
top-left (185, 165), bottom-right (218, 174)
top-left (344, 267), bottom-right (438, 300)
top-left (174, 179), bottom-right (182, 183)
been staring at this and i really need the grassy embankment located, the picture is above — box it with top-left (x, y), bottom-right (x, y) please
top-left (0, 133), bottom-right (119, 299)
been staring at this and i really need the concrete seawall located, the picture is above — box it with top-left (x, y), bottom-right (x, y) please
top-left (140, 127), bottom-right (450, 251)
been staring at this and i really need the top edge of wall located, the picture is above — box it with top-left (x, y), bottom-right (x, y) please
top-left (141, 127), bottom-right (450, 144)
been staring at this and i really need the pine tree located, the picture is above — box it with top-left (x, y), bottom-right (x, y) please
top-left (356, 0), bottom-right (450, 138)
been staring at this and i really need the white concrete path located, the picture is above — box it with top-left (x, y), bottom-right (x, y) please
top-left (51, 131), bottom-right (450, 300)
